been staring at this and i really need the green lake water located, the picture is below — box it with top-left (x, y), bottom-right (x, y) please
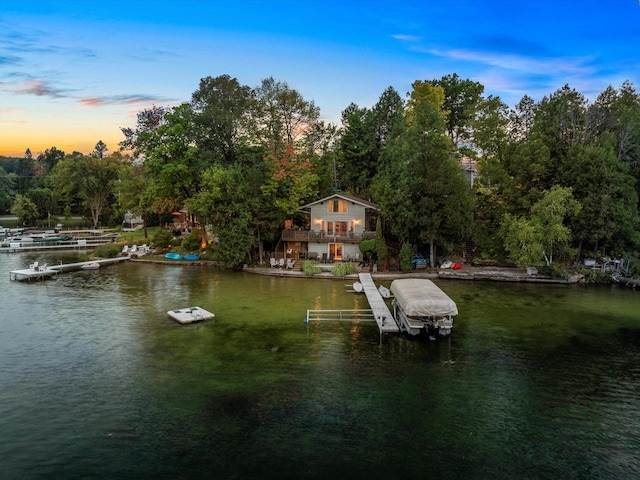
top-left (1, 251), bottom-right (639, 479)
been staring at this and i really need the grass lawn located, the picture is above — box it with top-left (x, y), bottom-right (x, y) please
top-left (117, 226), bottom-right (161, 245)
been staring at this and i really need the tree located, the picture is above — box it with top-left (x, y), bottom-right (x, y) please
top-left (12, 194), bottom-right (39, 226)
top-left (119, 105), bottom-right (170, 153)
top-left (254, 77), bottom-right (320, 159)
top-left (15, 150), bottom-right (35, 194)
top-left (50, 155), bottom-right (124, 228)
top-left (560, 142), bottom-right (640, 258)
top-left (191, 74), bottom-right (254, 165)
top-left (531, 84), bottom-right (587, 161)
top-left (0, 166), bottom-right (13, 213)
top-left (137, 103), bottom-right (203, 213)
top-left (508, 95), bottom-right (537, 142)
top-left (374, 88), bottom-right (473, 267)
top-left (338, 87), bottom-right (405, 198)
top-left (92, 140), bottom-right (108, 159)
top-left (375, 217), bottom-right (388, 270)
top-left (190, 163), bottom-right (258, 267)
top-left (36, 147), bottom-right (65, 175)
top-left (501, 186), bottom-right (581, 267)
top-left (429, 73), bottom-right (484, 146)
top-left (338, 103), bottom-right (375, 195)
top-left (116, 161), bottom-right (154, 238)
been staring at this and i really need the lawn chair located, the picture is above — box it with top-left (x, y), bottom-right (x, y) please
top-left (286, 259), bottom-right (295, 270)
top-left (270, 257), bottom-right (278, 268)
top-left (278, 258), bottom-right (285, 268)
top-left (321, 253), bottom-right (327, 263)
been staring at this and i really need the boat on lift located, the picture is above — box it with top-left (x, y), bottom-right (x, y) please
top-left (390, 279), bottom-right (457, 337)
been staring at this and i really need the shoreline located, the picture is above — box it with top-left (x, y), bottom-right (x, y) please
top-left (129, 256), bottom-right (591, 284)
top-left (240, 263), bottom-right (586, 284)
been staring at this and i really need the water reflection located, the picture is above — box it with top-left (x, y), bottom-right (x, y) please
top-left (1, 252), bottom-right (639, 479)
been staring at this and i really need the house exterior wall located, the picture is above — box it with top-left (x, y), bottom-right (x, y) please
top-left (309, 201), bottom-right (367, 236)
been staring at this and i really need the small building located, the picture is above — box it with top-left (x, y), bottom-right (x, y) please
top-left (281, 193), bottom-right (378, 261)
top-left (122, 211), bottom-right (143, 231)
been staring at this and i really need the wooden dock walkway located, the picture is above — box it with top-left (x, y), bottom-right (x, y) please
top-left (358, 273), bottom-right (399, 333)
top-left (10, 256), bottom-right (129, 281)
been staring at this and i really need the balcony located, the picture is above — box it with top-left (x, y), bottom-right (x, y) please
top-left (281, 229), bottom-right (375, 243)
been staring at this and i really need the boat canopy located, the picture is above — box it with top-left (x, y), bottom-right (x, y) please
top-left (390, 279), bottom-right (458, 317)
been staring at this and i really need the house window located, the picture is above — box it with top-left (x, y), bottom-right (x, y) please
top-left (335, 222), bottom-right (348, 235)
top-left (328, 199), bottom-right (347, 213)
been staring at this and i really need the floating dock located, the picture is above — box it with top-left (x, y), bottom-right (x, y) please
top-left (167, 306), bottom-right (215, 324)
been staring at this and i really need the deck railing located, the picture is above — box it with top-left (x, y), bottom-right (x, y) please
top-left (281, 230), bottom-right (375, 242)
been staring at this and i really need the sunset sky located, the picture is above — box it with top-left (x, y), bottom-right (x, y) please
top-left (1, 0), bottom-right (639, 157)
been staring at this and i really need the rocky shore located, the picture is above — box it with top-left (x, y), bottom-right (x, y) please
top-left (241, 264), bottom-right (586, 284)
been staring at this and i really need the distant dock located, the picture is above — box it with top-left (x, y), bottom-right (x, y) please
top-left (10, 257), bottom-right (129, 281)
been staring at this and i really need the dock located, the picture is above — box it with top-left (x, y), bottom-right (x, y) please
top-left (304, 273), bottom-right (399, 341)
top-left (10, 257), bottom-right (129, 281)
top-left (358, 273), bottom-right (399, 333)
top-left (614, 276), bottom-right (640, 288)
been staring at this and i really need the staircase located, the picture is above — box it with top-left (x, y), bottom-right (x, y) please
top-left (464, 239), bottom-right (476, 264)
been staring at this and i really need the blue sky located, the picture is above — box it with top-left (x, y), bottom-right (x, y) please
top-left (1, 0), bottom-right (639, 157)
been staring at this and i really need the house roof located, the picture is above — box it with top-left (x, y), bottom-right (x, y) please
top-left (300, 193), bottom-right (378, 210)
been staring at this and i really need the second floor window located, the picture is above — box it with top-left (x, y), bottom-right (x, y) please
top-left (329, 199), bottom-right (347, 213)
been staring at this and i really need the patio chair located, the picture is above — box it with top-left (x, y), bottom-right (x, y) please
top-left (278, 258), bottom-right (285, 268)
top-left (321, 253), bottom-right (327, 263)
top-left (270, 257), bottom-right (278, 268)
top-left (286, 259), bottom-right (295, 269)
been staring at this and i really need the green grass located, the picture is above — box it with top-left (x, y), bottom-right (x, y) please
top-left (117, 226), bottom-right (161, 245)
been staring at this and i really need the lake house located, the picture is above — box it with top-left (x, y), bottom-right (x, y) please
top-left (281, 193), bottom-right (378, 262)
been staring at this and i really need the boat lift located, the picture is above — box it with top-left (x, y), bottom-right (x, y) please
top-left (304, 273), bottom-right (400, 343)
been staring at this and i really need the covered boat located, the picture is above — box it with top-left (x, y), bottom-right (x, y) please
top-left (390, 279), bottom-right (457, 337)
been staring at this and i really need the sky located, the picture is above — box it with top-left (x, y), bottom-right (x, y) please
top-left (1, 0), bottom-right (639, 158)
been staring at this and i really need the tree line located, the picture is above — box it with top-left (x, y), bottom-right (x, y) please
top-left (1, 74), bottom-right (639, 270)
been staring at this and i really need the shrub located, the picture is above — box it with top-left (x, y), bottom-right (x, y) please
top-left (537, 263), bottom-right (569, 278)
top-left (182, 229), bottom-right (202, 251)
top-left (94, 244), bottom-right (121, 258)
top-left (302, 260), bottom-right (321, 276)
top-left (359, 239), bottom-right (375, 264)
top-left (399, 243), bottom-right (412, 272)
top-left (152, 229), bottom-right (173, 248)
top-left (332, 262), bottom-right (353, 277)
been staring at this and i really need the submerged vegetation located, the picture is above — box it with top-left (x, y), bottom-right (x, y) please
top-left (1, 74), bottom-right (639, 272)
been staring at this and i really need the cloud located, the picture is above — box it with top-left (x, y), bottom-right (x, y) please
top-left (11, 79), bottom-right (66, 98)
top-left (429, 47), bottom-right (595, 78)
top-left (390, 34), bottom-right (422, 42)
top-left (79, 94), bottom-right (172, 107)
top-left (0, 54), bottom-right (22, 65)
